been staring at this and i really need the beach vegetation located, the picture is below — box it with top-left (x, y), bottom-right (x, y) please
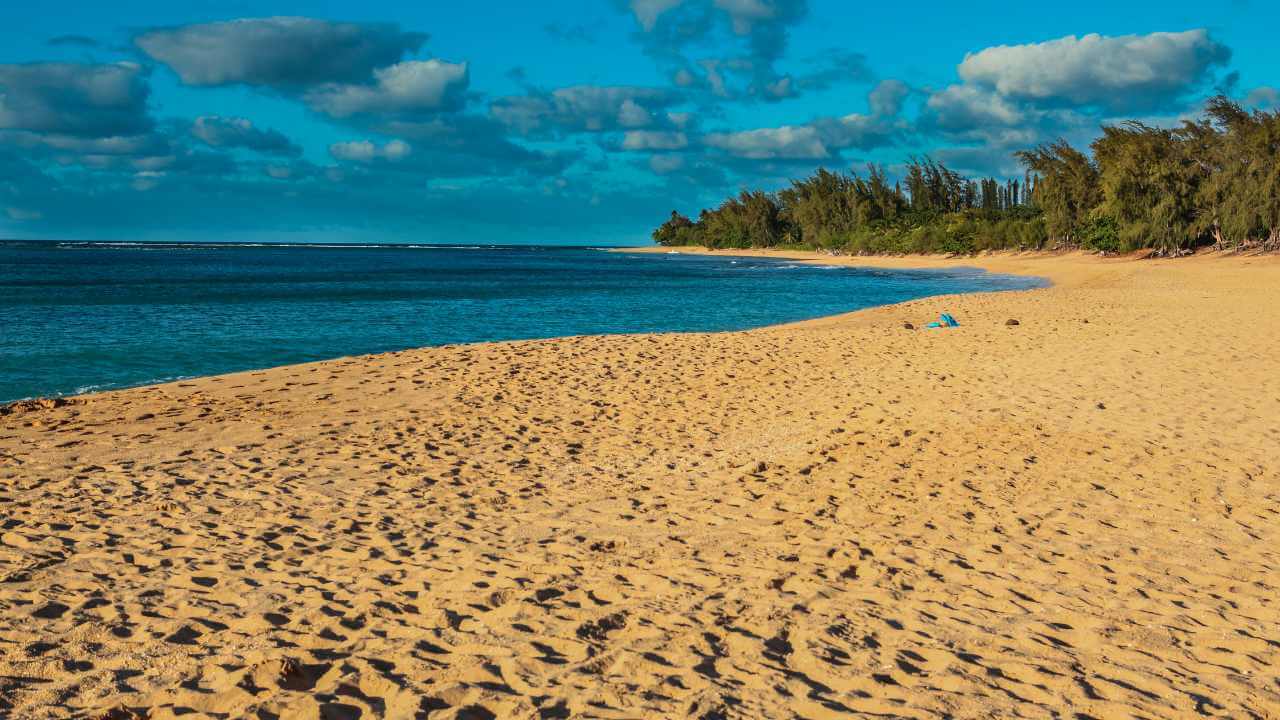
top-left (653, 96), bottom-right (1280, 254)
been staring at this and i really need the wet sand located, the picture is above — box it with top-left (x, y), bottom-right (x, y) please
top-left (2, 250), bottom-right (1278, 718)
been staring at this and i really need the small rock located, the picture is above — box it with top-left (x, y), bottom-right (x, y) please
top-left (903, 322), bottom-right (914, 330)
top-left (1096, 402), bottom-right (1106, 410)
top-left (1005, 319), bottom-right (1020, 326)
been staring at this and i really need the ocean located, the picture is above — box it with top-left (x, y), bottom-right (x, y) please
top-left (0, 241), bottom-right (1046, 402)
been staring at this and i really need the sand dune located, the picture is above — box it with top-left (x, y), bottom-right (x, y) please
top-left (2, 251), bottom-right (1278, 719)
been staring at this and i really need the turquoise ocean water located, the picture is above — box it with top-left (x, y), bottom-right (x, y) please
top-left (0, 241), bottom-right (1046, 402)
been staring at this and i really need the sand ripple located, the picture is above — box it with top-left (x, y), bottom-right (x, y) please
top-left (2, 252), bottom-right (1278, 718)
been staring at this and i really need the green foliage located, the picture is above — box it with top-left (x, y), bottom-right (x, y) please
top-left (651, 96), bottom-right (1280, 255)
top-left (652, 160), bottom-right (1044, 254)
top-left (652, 210), bottom-right (695, 246)
top-left (697, 190), bottom-right (784, 249)
top-left (1092, 123), bottom-right (1200, 253)
top-left (1190, 96), bottom-right (1280, 250)
top-left (1080, 215), bottom-right (1121, 253)
top-left (776, 165), bottom-right (906, 247)
top-left (1016, 140), bottom-right (1100, 245)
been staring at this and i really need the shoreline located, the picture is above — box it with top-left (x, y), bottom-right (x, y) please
top-left (2, 248), bottom-right (1053, 408)
top-left (4, 251), bottom-right (1280, 717)
top-left (617, 244), bottom-right (1154, 284)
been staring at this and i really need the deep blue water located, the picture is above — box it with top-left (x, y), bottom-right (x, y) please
top-left (0, 241), bottom-right (1046, 402)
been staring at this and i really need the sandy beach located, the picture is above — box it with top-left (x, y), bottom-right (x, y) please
top-left (2, 250), bottom-right (1279, 719)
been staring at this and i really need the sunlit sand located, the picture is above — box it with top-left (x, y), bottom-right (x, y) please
top-left (3, 251), bottom-right (1278, 718)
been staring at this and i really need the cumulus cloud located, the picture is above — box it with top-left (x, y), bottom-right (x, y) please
top-left (704, 124), bottom-right (827, 159)
top-left (115, 148), bottom-right (238, 176)
top-left (492, 85), bottom-right (681, 137)
top-left (705, 115), bottom-right (895, 160)
top-left (630, 0), bottom-right (687, 31)
top-left (715, 0), bottom-right (784, 33)
top-left (191, 116), bottom-right (300, 156)
top-left (131, 17), bottom-right (553, 183)
top-left (914, 29), bottom-right (1234, 167)
top-left (262, 160), bottom-right (319, 180)
top-left (622, 130), bottom-right (690, 150)
top-left (868, 79), bottom-right (909, 117)
top-left (135, 17), bottom-right (427, 88)
top-left (813, 113), bottom-right (898, 150)
top-left (304, 60), bottom-right (469, 118)
top-left (622, 0), bottom-right (809, 102)
top-left (648, 153), bottom-right (686, 173)
top-left (1, 130), bottom-right (169, 157)
top-left (772, 50), bottom-right (876, 99)
top-left (330, 114), bottom-right (576, 178)
top-left (0, 62), bottom-right (151, 138)
top-left (330, 139), bottom-right (413, 163)
top-left (925, 84), bottom-right (1025, 132)
top-left (701, 79), bottom-right (903, 160)
top-left (957, 29), bottom-right (1231, 111)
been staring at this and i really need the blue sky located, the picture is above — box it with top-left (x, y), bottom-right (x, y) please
top-left (0, 0), bottom-right (1275, 244)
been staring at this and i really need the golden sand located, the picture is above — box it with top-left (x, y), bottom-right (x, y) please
top-left (2, 251), bottom-right (1278, 719)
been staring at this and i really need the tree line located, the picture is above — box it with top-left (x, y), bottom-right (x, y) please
top-left (652, 96), bottom-right (1280, 255)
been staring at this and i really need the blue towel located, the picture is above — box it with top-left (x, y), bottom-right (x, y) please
top-left (927, 313), bottom-right (959, 329)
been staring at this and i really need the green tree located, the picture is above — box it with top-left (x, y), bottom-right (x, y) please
top-left (652, 210), bottom-right (696, 246)
top-left (1192, 96), bottom-right (1280, 249)
top-left (1016, 140), bottom-right (1100, 246)
top-left (1092, 122), bottom-right (1201, 253)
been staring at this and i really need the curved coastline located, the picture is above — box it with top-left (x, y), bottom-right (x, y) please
top-left (3, 250), bottom-right (1280, 717)
top-left (5, 244), bottom-right (1044, 404)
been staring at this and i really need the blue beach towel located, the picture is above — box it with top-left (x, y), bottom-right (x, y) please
top-left (926, 313), bottom-right (960, 329)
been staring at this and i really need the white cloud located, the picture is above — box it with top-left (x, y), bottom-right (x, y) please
top-left (492, 85), bottom-right (679, 137)
top-left (135, 17), bottom-right (426, 88)
top-left (957, 29), bottom-right (1230, 110)
top-left (704, 124), bottom-right (828, 159)
top-left (649, 154), bottom-right (686, 173)
top-left (812, 113), bottom-right (896, 151)
top-left (191, 116), bottom-right (299, 155)
top-left (625, 0), bottom-right (807, 102)
top-left (329, 139), bottom-right (412, 163)
top-left (700, 80), bottom-right (903, 160)
top-left (631, 0), bottom-right (794, 35)
top-left (926, 84), bottom-right (1025, 131)
top-left (0, 62), bottom-right (151, 138)
top-left (713, 0), bottom-right (777, 34)
top-left (1, 130), bottom-right (169, 157)
top-left (305, 60), bottom-right (470, 118)
top-left (622, 130), bottom-right (689, 151)
top-left (868, 79), bottom-right (910, 118)
top-left (630, 0), bottom-right (686, 31)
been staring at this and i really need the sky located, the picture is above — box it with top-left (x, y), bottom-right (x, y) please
top-left (0, 1), bottom-right (1276, 244)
